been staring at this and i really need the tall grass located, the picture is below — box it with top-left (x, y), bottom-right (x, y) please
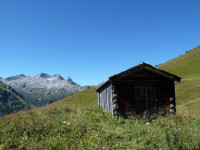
top-left (0, 84), bottom-right (199, 149)
top-left (0, 105), bottom-right (199, 149)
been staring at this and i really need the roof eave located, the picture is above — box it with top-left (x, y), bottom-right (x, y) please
top-left (96, 62), bottom-right (181, 93)
top-left (96, 80), bottom-right (111, 93)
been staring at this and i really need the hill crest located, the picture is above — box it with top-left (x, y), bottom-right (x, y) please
top-left (158, 45), bottom-right (200, 78)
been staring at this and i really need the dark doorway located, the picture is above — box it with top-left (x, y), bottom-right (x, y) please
top-left (116, 81), bottom-right (158, 119)
top-left (134, 84), bottom-right (157, 119)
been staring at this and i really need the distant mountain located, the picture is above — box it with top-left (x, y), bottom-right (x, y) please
top-left (0, 81), bottom-right (31, 116)
top-left (5, 74), bottom-right (27, 81)
top-left (0, 74), bottom-right (86, 107)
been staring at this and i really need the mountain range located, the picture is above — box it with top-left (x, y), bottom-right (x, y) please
top-left (0, 73), bottom-right (86, 107)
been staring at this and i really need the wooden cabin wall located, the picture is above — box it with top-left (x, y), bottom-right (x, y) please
top-left (156, 81), bottom-right (175, 114)
top-left (98, 84), bottom-right (113, 115)
top-left (113, 70), bottom-right (176, 119)
top-left (114, 80), bottom-right (175, 119)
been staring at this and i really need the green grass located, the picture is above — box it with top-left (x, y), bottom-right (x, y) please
top-left (158, 45), bottom-right (200, 78)
top-left (56, 87), bottom-right (98, 109)
top-left (175, 78), bottom-right (200, 118)
top-left (177, 100), bottom-right (200, 118)
top-left (158, 46), bottom-right (200, 118)
top-left (175, 77), bottom-right (200, 105)
top-left (0, 88), bottom-right (199, 149)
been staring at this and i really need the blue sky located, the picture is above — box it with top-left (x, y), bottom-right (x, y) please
top-left (0, 0), bottom-right (200, 85)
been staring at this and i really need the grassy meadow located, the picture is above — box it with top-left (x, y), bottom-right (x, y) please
top-left (0, 88), bottom-right (200, 149)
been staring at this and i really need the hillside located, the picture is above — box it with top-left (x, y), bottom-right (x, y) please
top-left (56, 87), bottom-right (98, 109)
top-left (0, 81), bottom-right (31, 116)
top-left (158, 46), bottom-right (200, 118)
top-left (0, 87), bottom-right (199, 149)
top-left (158, 45), bottom-right (200, 78)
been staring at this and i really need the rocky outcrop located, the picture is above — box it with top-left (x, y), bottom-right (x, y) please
top-left (67, 77), bottom-right (77, 85)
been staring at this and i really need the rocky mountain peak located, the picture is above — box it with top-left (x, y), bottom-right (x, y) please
top-left (67, 77), bottom-right (77, 85)
top-left (35, 73), bottom-right (50, 78)
top-left (5, 74), bottom-right (26, 81)
top-left (19, 74), bottom-right (26, 77)
top-left (52, 74), bottom-right (64, 80)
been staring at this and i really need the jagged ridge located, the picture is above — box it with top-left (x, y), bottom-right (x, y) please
top-left (0, 74), bottom-right (86, 107)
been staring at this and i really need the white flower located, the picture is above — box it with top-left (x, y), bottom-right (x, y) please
top-left (63, 121), bottom-right (70, 125)
top-left (146, 122), bottom-right (150, 125)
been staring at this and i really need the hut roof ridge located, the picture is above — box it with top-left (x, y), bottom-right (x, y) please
top-left (96, 62), bottom-right (181, 92)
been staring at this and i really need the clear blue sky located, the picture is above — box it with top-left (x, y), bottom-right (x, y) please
top-left (0, 0), bottom-right (200, 85)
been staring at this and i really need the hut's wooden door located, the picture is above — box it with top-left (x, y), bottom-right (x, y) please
top-left (134, 84), bottom-right (157, 119)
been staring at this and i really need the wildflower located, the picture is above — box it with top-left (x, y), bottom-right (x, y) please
top-left (146, 122), bottom-right (150, 125)
top-left (63, 121), bottom-right (70, 125)
top-left (19, 144), bottom-right (24, 149)
top-left (184, 121), bottom-right (188, 124)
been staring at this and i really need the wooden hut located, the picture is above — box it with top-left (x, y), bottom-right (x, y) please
top-left (96, 62), bottom-right (181, 119)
